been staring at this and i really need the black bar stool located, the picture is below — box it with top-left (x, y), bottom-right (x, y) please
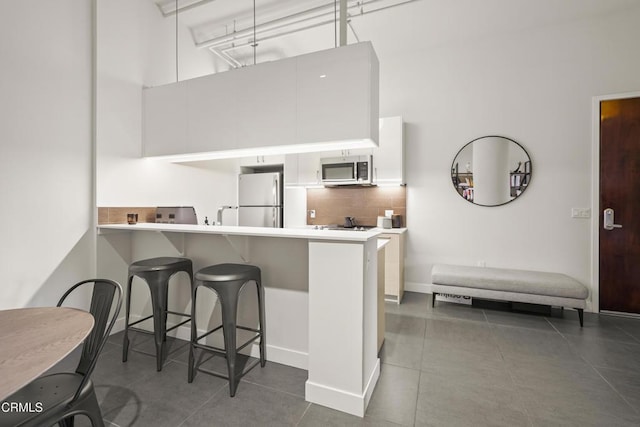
top-left (188, 263), bottom-right (266, 396)
top-left (122, 256), bottom-right (193, 371)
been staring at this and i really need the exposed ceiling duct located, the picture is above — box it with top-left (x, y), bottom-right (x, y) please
top-left (155, 0), bottom-right (220, 16)
top-left (155, 0), bottom-right (419, 68)
top-left (194, 0), bottom-right (417, 49)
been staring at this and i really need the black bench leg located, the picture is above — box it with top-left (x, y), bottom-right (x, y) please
top-left (577, 308), bottom-right (584, 327)
top-left (432, 293), bottom-right (437, 307)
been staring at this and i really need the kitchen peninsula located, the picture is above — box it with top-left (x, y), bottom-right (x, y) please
top-left (97, 223), bottom-right (380, 417)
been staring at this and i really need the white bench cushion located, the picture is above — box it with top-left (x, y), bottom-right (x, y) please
top-left (431, 264), bottom-right (588, 300)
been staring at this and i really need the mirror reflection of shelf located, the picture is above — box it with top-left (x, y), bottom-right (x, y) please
top-left (451, 163), bottom-right (474, 201)
top-left (510, 160), bottom-right (531, 197)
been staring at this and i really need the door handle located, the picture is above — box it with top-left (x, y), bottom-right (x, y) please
top-left (603, 208), bottom-right (622, 230)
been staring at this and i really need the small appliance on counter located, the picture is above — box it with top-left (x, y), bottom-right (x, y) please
top-left (156, 206), bottom-right (198, 224)
top-left (391, 214), bottom-right (403, 228)
top-left (238, 172), bottom-right (283, 228)
top-left (377, 216), bottom-right (392, 229)
top-left (344, 216), bottom-right (357, 228)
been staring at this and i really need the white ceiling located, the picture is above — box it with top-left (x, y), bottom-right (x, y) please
top-left (154, 0), bottom-right (640, 69)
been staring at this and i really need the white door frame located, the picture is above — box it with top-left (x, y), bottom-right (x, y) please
top-left (591, 90), bottom-right (640, 314)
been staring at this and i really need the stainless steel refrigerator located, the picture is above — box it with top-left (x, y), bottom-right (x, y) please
top-left (238, 172), bottom-right (283, 227)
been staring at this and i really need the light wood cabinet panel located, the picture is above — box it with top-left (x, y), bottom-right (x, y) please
top-left (380, 232), bottom-right (405, 303)
top-left (377, 242), bottom-right (386, 352)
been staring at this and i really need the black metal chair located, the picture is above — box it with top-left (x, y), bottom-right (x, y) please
top-left (3, 279), bottom-right (122, 427)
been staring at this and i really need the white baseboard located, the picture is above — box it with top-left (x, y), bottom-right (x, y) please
top-left (305, 358), bottom-right (380, 417)
top-left (404, 281), bottom-right (432, 294)
top-left (111, 315), bottom-right (308, 370)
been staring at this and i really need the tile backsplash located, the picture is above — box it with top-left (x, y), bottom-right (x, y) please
top-left (306, 186), bottom-right (406, 227)
top-left (97, 207), bottom-right (157, 224)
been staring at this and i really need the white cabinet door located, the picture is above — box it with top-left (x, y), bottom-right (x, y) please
top-left (143, 81), bottom-right (188, 156)
top-left (235, 58), bottom-right (297, 149)
top-left (296, 43), bottom-right (378, 145)
top-left (374, 116), bottom-right (405, 185)
top-left (284, 154), bottom-right (299, 186)
top-left (239, 154), bottom-right (285, 167)
top-left (296, 152), bottom-right (323, 185)
top-left (186, 71), bottom-right (237, 153)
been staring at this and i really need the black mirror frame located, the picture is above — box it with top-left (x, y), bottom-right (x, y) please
top-left (451, 135), bottom-right (532, 207)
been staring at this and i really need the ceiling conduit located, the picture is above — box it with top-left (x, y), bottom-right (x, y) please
top-left (193, 0), bottom-right (418, 51)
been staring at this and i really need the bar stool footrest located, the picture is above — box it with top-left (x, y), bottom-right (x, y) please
top-left (127, 314), bottom-right (154, 328)
top-left (192, 332), bottom-right (261, 356)
top-left (195, 358), bottom-right (262, 382)
top-left (165, 318), bottom-right (191, 333)
top-left (128, 326), bottom-right (155, 336)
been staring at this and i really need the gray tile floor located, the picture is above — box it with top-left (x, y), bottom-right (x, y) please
top-left (53, 292), bottom-right (640, 426)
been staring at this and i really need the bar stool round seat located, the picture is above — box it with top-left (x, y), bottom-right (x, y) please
top-left (122, 256), bottom-right (193, 371)
top-left (188, 263), bottom-right (266, 397)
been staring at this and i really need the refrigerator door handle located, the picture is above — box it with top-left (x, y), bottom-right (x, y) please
top-left (273, 176), bottom-right (279, 206)
top-left (272, 207), bottom-right (276, 228)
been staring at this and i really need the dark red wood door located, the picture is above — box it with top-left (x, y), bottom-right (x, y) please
top-left (599, 97), bottom-right (640, 314)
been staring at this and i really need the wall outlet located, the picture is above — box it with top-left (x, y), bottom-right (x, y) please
top-left (385, 209), bottom-right (394, 217)
top-left (477, 261), bottom-right (486, 267)
top-left (309, 210), bottom-right (316, 219)
top-left (571, 208), bottom-right (591, 218)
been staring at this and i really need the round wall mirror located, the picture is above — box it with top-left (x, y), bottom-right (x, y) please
top-left (451, 136), bottom-right (532, 206)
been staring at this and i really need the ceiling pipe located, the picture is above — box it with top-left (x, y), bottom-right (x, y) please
top-left (156, 0), bottom-right (219, 17)
top-left (195, 1), bottom-right (341, 49)
top-left (209, 47), bottom-right (242, 68)
top-left (349, 21), bottom-right (360, 43)
top-left (194, 0), bottom-right (413, 50)
top-left (215, 0), bottom-right (413, 56)
top-left (219, 17), bottom-right (341, 54)
top-left (339, 0), bottom-right (347, 46)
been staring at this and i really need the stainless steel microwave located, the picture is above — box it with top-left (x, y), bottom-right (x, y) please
top-left (320, 155), bottom-right (373, 186)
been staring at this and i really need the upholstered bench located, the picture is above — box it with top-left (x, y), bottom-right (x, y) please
top-left (431, 264), bottom-right (589, 326)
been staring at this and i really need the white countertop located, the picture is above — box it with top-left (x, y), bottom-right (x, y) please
top-left (97, 223), bottom-right (381, 242)
top-left (376, 227), bottom-right (407, 234)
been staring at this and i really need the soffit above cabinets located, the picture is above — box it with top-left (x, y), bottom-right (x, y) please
top-left (142, 42), bottom-right (379, 162)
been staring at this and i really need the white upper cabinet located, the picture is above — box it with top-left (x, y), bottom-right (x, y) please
top-left (143, 81), bottom-right (188, 156)
top-left (295, 151), bottom-right (323, 186)
top-left (239, 154), bottom-right (285, 167)
top-left (142, 42), bottom-right (379, 159)
top-left (186, 71), bottom-right (237, 153)
top-left (374, 116), bottom-right (405, 185)
top-left (288, 116), bottom-right (405, 186)
top-left (296, 43), bottom-right (378, 146)
top-left (235, 58), bottom-right (297, 149)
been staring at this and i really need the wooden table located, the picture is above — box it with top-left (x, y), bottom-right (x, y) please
top-left (0, 307), bottom-right (95, 400)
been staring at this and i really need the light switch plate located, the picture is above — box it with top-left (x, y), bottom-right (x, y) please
top-left (309, 210), bottom-right (316, 219)
top-left (385, 210), bottom-right (394, 217)
top-left (571, 208), bottom-right (591, 218)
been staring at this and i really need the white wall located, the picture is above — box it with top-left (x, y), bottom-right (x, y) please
top-left (96, 0), bottom-right (239, 224)
top-left (0, 0), bottom-right (94, 309)
top-left (379, 6), bottom-right (640, 309)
